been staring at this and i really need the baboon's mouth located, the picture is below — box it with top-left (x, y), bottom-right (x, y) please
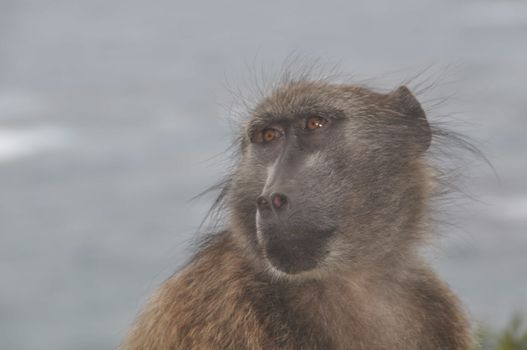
top-left (260, 227), bottom-right (333, 274)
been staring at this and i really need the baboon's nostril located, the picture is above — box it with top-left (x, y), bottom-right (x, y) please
top-left (270, 192), bottom-right (288, 210)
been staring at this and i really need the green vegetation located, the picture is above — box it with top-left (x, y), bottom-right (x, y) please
top-left (476, 317), bottom-right (527, 350)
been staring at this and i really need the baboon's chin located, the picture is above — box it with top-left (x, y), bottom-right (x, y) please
top-left (259, 227), bottom-right (333, 275)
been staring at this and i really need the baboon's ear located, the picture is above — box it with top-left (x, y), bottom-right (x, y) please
top-left (390, 86), bottom-right (431, 152)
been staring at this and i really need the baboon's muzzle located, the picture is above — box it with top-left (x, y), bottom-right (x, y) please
top-left (256, 198), bottom-right (333, 274)
top-left (255, 142), bottom-right (334, 274)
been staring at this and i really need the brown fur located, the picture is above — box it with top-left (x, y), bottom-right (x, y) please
top-left (122, 233), bottom-right (471, 349)
top-left (122, 79), bottom-right (473, 350)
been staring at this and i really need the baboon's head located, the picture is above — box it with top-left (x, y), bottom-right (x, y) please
top-left (229, 81), bottom-right (432, 278)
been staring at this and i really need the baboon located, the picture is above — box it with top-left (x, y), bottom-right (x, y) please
top-left (122, 77), bottom-right (473, 349)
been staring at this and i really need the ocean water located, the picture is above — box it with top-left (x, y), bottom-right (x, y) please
top-left (1, 0), bottom-right (526, 349)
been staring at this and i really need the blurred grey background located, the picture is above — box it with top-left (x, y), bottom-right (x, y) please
top-left (1, 0), bottom-right (526, 349)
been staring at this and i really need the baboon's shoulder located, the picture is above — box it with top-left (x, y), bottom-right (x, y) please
top-left (122, 232), bottom-right (333, 350)
top-left (122, 232), bottom-right (262, 349)
top-left (403, 267), bottom-right (473, 349)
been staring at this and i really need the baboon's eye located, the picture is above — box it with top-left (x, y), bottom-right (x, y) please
top-left (254, 128), bottom-right (282, 144)
top-left (305, 116), bottom-right (328, 130)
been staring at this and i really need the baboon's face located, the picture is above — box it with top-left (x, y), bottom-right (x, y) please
top-left (230, 82), bottom-right (431, 277)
